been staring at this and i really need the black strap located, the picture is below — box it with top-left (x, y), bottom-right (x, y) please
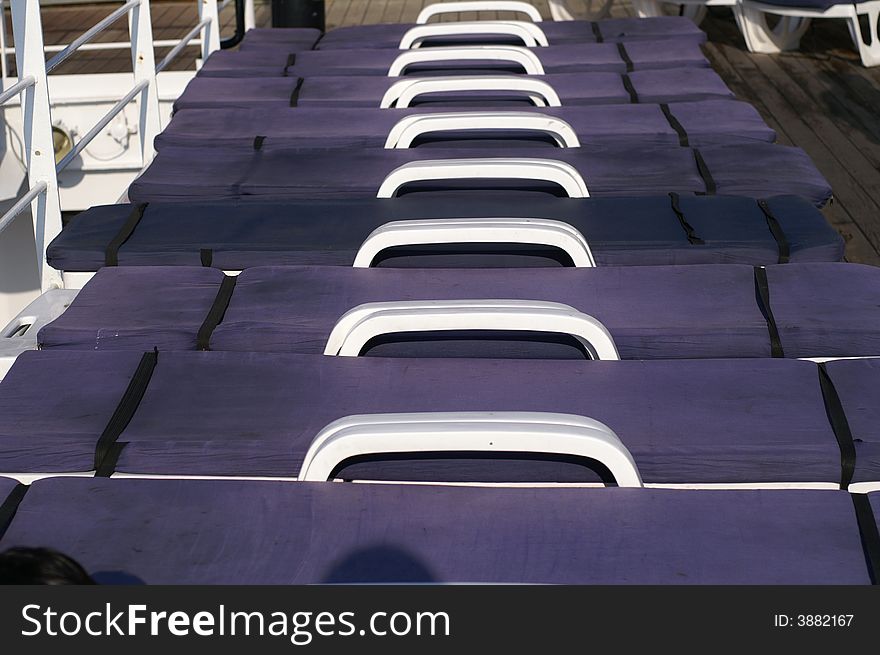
top-left (753, 266), bottom-right (784, 358)
top-left (621, 74), bottom-right (638, 104)
top-left (94, 349), bottom-right (158, 477)
top-left (817, 363), bottom-right (857, 490)
top-left (196, 275), bottom-right (238, 351)
top-left (757, 199), bottom-right (791, 264)
top-left (616, 43), bottom-right (633, 73)
top-left (104, 203), bottom-right (148, 267)
top-left (851, 494), bottom-right (880, 585)
top-left (283, 53), bottom-right (296, 77)
top-left (659, 104), bottom-right (689, 147)
top-left (668, 193), bottom-right (704, 245)
top-left (289, 78), bottom-right (304, 107)
top-left (200, 249), bottom-right (213, 268)
top-left (253, 135), bottom-right (266, 151)
top-left (692, 149), bottom-right (716, 195)
top-left (590, 22), bottom-right (603, 43)
top-left (0, 483), bottom-right (29, 540)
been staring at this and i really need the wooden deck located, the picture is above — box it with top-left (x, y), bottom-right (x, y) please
top-left (4, 1), bottom-right (880, 264)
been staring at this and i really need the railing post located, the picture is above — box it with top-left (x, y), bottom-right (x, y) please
top-left (0, 1), bottom-right (9, 80)
top-left (129, 0), bottom-right (161, 165)
top-left (200, 0), bottom-right (221, 61)
top-left (10, 0), bottom-right (63, 292)
top-left (245, 0), bottom-right (256, 31)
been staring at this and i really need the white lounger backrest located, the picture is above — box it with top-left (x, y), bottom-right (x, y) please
top-left (400, 21), bottom-right (549, 49)
top-left (323, 299), bottom-right (619, 360)
top-left (387, 46), bottom-right (545, 76)
top-left (298, 411), bottom-right (643, 486)
top-left (417, 2), bottom-right (544, 23)
top-left (376, 158), bottom-right (590, 198)
top-left (380, 76), bottom-right (562, 109)
top-left (384, 112), bottom-right (580, 148)
top-left (353, 218), bottom-right (596, 268)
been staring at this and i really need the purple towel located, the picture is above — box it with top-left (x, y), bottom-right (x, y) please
top-left (240, 26), bottom-right (322, 48)
top-left (157, 101), bottom-right (774, 151)
top-left (0, 349), bottom-right (851, 483)
top-left (312, 16), bottom-right (707, 49)
top-left (174, 69), bottom-right (734, 111)
top-left (37, 263), bottom-right (880, 359)
top-left (198, 40), bottom-right (708, 77)
top-left (127, 143), bottom-right (831, 206)
top-left (46, 195), bottom-right (842, 272)
top-left (823, 358), bottom-right (880, 484)
top-left (1, 478), bottom-right (871, 584)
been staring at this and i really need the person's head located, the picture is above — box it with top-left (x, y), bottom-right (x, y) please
top-left (0, 547), bottom-right (95, 585)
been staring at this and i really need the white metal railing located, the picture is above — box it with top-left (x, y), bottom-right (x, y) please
top-left (0, 0), bottom-right (65, 291)
top-left (0, 1), bottom-right (222, 291)
top-left (0, 0), bottom-right (231, 77)
top-left (157, 18), bottom-right (212, 73)
top-left (45, 0), bottom-right (142, 73)
top-left (0, 74), bottom-right (33, 105)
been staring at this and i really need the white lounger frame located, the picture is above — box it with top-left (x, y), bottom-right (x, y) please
top-left (400, 21), bottom-right (550, 49)
top-left (387, 45), bottom-right (546, 76)
top-left (322, 299), bottom-right (620, 359)
top-left (0, 288), bottom-right (77, 380)
top-left (633, 0), bottom-right (878, 66)
top-left (417, 2), bottom-right (545, 24)
top-left (737, 0), bottom-right (880, 67)
top-left (377, 158), bottom-right (590, 198)
top-left (380, 76), bottom-right (562, 109)
top-left (416, 1), bottom-right (613, 23)
top-left (631, 0), bottom-right (737, 26)
top-left (298, 412), bottom-right (643, 486)
top-left (353, 218), bottom-right (596, 268)
top-left (384, 112), bottom-right (581, 148)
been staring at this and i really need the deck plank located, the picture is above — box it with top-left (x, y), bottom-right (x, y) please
top-left (326, 0), bottom-right (353, 27)
top-left (711, 44), bottom-right (880, 262)
top-left (701, 9), bottom-right (880, 264)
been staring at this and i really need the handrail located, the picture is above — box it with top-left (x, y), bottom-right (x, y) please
top-left (45, 0), bottom-right (142, 74)
top-left (56, 79), bottom-right (149, 173)
top-left (0, 1), bottom-right (223, 293)
top-left (157, 17), bottom-right (211, 73)
top-left (0, 74), bottom-right (33, 106)
top-left (6, 39), bottom-right (202, 55)
top-left (0, 183), bottom-right (46, 240)
top-left (3, 0), bottom-right (64, 291)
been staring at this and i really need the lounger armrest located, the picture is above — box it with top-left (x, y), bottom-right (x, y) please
top-left (399, 21), bottom-right (548, 49)
top-left (323, 299), bottom-right (619, 359)
top-left (298, 411), bottom-right (642, 486)
top-left (380, 76), bottom-right (561, 109)
top-left (0, 288), bottom-right (79, 381)
top-left (353, 218), bottom-right (595, 267)
top-left (385, 112), bottom-right (579, 148)
top-left (387, 45), bottom-right (545, 76)
top-left (376, 158), bottom-right (589, 198)
top-left (417, 2), bottom-right (544, 23)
